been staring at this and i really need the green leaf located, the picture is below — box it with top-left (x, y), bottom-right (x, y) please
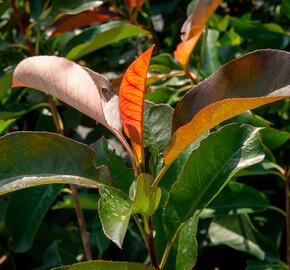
top-left (52, 260), bottom-right (155, 270)
top-left (144, 101), bottom-right (173, 153)
top-left (132, 174), bottom-right (161, 217)
top-left (52, 193), bottom-right (99, 210)
top-left (260, 128), bottom-right (290, 150)
top-left (91, 137), bottom-right (134, 193)
top-left (98, 187), bottom-right (132, 248)
top-left (144, 101), bottom-right (173, 176)
top-left (6, 185), bottom-right (61, 252)
top-left (0, 118), bottom-right (15, 134)
top-left (201, 29), bottom-right (221, 77)
top-left (200, 182), bottom-right (271, 218)
top-left (0, 68), bottom-right (13, 101)
top-left (208, 214), bottom-right (279, 260)
top-left (246, 259), bottom-right (288, 270)
top-left (65, 22), bottom-right (150, 60)
top-left (163, 124), bottom-right (265, 239)
top-left (0, 132), bottom-right (106, 195)
top-left (176, 215), bottom-right (198, 270)
top-left (150, 53), bottom-right (182, 73)
top-left (29, 0), bottom-right (46, 19)
top-left (50, 0), bottom-right (103, 17)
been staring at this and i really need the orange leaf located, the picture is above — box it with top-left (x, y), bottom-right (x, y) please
top-left (47, 8), bottom-right (118, 37)
top-left (164, 49), bottom-right (290, 166)
top-left (119, 45), bottom-right (155, 170)
top-left (124, 0), bottom-right (145, 13)
top-left (174, 0), bottom-right (221, 67)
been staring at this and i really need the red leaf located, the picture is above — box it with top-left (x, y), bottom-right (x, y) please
top-left (174, 0), bottom-right (221, 68)
top-left (47, 8), bottom-right (118, 37)
top-left (119, 45), bottom-right (155, 170)
top-left (124, 0), bottom-right (145, 13)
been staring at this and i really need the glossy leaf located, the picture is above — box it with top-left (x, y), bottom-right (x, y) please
top-left (98, 187), bottom-right (132, 248)
top-left (132, 174), bottom-right (161, 217)
top-left (163, 124), bottom-right (264, 239)
top-left (50, 0), bottom-right (103, 17)
top-left (144, 101), bottom-right (173, 154)
top-left (200, 182), bottom-right (271, 218)
top-left (144, 101), bottom-right (173, 175)
top-left (52, 260), bottom-right (155, 270)
top-left (6, 185), bottom-right (61, 252)
top-left (209, 215), bottom-right (278, 260)
top-left (119, 45), bottom-right (155, 168)
top-left (174, 0), bottom-right (221, 67)
top-left (48, 8), bottom-right (118, 37)
top-left (165, 50), bottom-right (290, 166)
top-left (12, 56), bottom-right (122, 134)
top-left (0, 132), bottom-right (106, 195)
top-left (65, 22), bottom-right (150, 60)
top-left (176, 215), bottom-right (198, 270)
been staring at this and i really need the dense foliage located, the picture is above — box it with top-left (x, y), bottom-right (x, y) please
top-left (0, 0), bottom-right (290, 270)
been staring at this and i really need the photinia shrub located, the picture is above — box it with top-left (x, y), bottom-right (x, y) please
top-left (0, 44), bottom-right (288, 270)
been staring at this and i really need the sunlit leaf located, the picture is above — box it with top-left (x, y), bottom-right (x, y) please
top-left (98, 187), bottom-right (132, 248)
top-left (12, 56), bottom-right (123, 135)
top-left (50, 0), bottom-right (103, 17)
top-left (164, 50), bottom-right (290, 166)
top-left (132, 173), bottom-right (161, 217)
top-left (163, 124), bottom-right (265, 239)
top-left (174, 0), bottom-right (221, 67)
top-left (119, 45), bottom-right (155, 169)
top-left (209, 215), bottom-right (278, 260)
top-left (176, 216), bottom-right (198, 270)
top-left (65, 22), bottom-right (150, 60)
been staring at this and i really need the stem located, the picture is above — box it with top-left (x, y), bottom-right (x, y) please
top-left (48, 95), bottom-right (93, 261)
top-left (134, 215), bottom-right (160, 269)
top-left (70, 185), bottom-right (93, 260)
top-left (159, 233), bottom-right (178, 269)
top-left (9, 0), bottom-right (35, 55)
top-left (144, 217), bottom-right (160, 270)
top-left (47, 95), bottom-right (64, 135)
top-left (111, 129), bottom-right (140, 177)
top-left (151, 165), bottom-right (168, 188)
top-left (285, 168), bottom-right (290, 268)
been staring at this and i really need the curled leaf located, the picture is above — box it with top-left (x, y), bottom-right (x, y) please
top-left (119, 45), bottom-right (155, 169)
top-left (174, 0), bottom-right (221, 67)
top-left (165, 49), bottom-right (290, 166)
top-left (12, 56), bottom-right (122, 132)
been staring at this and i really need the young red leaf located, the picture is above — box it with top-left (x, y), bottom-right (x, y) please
top-left (47, 8), bottom-right (118, 37)
top-left (124, 0), bottom-right (145, 13)
top-left (119, 45), bottom-right (155, 170)
top-left (174, 0), bottom-right (221, 67)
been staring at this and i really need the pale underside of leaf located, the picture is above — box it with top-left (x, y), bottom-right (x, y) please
top-left (12, 56), bottom-right (121, 133)
top-left (0, 174), bottom-right (103, 195)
